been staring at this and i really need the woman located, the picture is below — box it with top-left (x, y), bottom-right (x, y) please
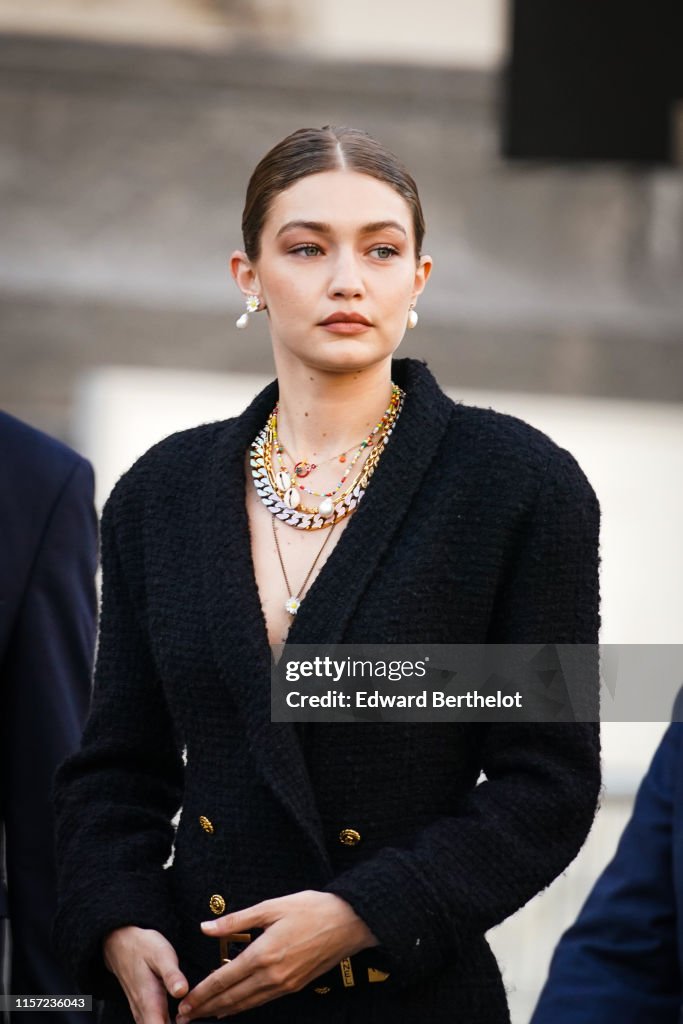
top-left (53, 126), bottom-right (602, 1024)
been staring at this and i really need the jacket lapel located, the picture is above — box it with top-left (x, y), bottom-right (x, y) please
top-left (200, 358), bottom-right (455, 869)
top-left (199, 376), bottom-right (334, 874)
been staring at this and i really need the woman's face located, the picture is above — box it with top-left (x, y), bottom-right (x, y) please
top-left (231, 169), bottom-right (432, 375)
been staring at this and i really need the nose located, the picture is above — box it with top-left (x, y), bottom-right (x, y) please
top-left (327, 248), bottom-right (365, 300)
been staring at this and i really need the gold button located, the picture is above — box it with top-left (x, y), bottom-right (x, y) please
top-left (199, 815), bottom-right (215, 834)
top-left (339, 828), bottom-right (361, 846)
top-left (208, 894), bottom-right (226, 915)
top-left (313, 987), bottom-right (331, 995)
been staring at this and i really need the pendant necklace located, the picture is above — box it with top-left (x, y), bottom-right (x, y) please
top-left (271, 514), bottom-right (337, 615)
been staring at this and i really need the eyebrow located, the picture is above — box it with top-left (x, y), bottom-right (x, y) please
top-left (275, 219), bottom-right (408, 239)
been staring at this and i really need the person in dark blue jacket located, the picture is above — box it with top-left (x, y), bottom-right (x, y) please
top-left (531, 721), bottom-right (683, 1023)
top-left (0, 412), bottom-right (98, 1022)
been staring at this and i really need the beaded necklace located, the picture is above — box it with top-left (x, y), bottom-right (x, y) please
top-left (249, 384), bottom-right (405, 531)
top-left (272, 383), bottom-right (402, 498)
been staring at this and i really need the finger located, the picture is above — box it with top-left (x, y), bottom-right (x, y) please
top-left (134, 978), bottom-right (175, 1024)
top-left (200, 899), bottom-right (275, 937)
top-left (118, 958), bottom-right (172, 1024)
top-left (143, 936), bottom-right (189, 999)
top-left (164, 973), bottom-right (189, 1000)
top-left (181, 941), bottom-right (304, 1022)
top-left (178, 959), bottom-right (252, 1019)
top-left (180, 972), bottom-right (280, 1021)
top-left (214, 973), bottom-right (300, 1018)
top-left (159, 966), bottom-right (189, 1000)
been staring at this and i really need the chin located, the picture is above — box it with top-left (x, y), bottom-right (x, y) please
top-left (303, 338), bottom-right (400, 374)
top-left (313, 349), bottom-right (391, 375)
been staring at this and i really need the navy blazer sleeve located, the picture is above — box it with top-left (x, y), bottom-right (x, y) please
top-left (324, 448), bottom-right (602, 987)
top-left (1, 455), bottom-right (97, 1009)
top-left (52, 479), bottom-right (185, 998)
top-left (531, 724), bottom-right (682, 1024)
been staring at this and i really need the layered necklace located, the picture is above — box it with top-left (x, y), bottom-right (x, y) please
top-left (249, 383), bottom-right (405, 616)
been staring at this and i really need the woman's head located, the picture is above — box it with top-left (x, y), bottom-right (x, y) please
top-left (242, 125), bottom-right (426, 263)
top-left (231, 126), bottom-right (432, 375)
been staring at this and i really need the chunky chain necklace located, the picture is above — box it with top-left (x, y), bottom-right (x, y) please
top-left (249, 383), bottom-right (405, 531)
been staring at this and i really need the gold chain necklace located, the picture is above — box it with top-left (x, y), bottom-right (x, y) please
top-left (272, 382), bottom-right (402, 493)
top-left (264, 421), bottom-right (381, 512)
top-left (249, 386), bottom-right (405, 531)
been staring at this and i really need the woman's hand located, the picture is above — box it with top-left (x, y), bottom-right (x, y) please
top-left (175, 890), bottom-right (378, 1020)
top-left (103, 925), bottom-right (189, 1024)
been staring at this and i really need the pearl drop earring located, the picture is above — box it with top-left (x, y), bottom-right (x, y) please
top-left (407, 305), bottom-right (418, 330)
top-left (236, 294), bottom-right (260, 329)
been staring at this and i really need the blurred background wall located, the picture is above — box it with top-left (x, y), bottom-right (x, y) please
top-left (2, 0), bottom-right (683, 438)
top-left (1, 2), bottom-right (682, 1020)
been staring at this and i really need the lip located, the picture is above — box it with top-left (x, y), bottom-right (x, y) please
top-left (319, 312), bottom-right (373, 326)
top-left (319, 321), bottom-right (372, 335)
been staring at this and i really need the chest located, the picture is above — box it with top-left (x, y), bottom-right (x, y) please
top-left (244, 463), bottom-right (353, 646)
top-left (145, 452), bottom-right (517, 683)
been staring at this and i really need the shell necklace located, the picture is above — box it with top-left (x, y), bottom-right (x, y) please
top-left (249, 383), bottom-right (405, 531)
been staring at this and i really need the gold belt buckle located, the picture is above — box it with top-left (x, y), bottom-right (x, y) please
top-left (218, 930), bottom-right (252, 965)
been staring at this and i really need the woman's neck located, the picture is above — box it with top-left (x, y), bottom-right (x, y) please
top-left (273, 356), bottom-right (395, 462)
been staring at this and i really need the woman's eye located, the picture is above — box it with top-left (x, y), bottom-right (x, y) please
top-left (290, 244), bottom-right (322, 257)
top-left (371, 246), bottom-right (399, 260)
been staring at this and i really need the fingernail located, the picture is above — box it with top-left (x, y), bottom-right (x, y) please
top-left (178, 1003), bottom-right (191, 1014)
top-left (201, 920), bottom-right (217, 931)
top-left (176, 1016), bottom-right (187, 1024)
top-left (172, 982), bottom-right (185, 996)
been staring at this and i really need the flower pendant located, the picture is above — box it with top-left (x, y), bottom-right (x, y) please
top-left (285, 596), bottom-right (301, 615)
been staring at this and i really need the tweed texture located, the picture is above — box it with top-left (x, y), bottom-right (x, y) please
top-left (52, 357), bottom-right (602, 1023)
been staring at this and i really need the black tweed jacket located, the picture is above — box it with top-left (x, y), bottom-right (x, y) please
top-left (52, 357), bottom-right (602, 1024)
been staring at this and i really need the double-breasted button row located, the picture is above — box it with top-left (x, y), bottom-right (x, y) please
top-left (339, 828), bottom-right (361, 846)
top-left (200, 818), bottom-right (223, 917)
top-left (204, 816), bottom-right (361, 845)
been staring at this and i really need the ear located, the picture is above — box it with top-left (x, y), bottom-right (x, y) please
top-left (411, 254), bottom-right (433, 302)
top-left (230, 249), bottom-right (262, 298)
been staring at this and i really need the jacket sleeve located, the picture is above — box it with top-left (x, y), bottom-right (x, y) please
top-left (531, 724), bottom-right (682, 1024)
top-left (2, 457), bottom-right (97, 1018)
top-left (51, 478), bottom-right (184, 999)
top-left (323, 447), bottom-right (602, 987)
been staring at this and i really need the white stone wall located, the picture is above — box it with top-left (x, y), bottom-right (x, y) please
top-left (289, 0), bottom-right (507, 68)
top-left (0, 0), bottom-right (508, 68)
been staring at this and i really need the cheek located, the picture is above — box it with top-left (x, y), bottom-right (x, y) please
top-left (376, 270), bottom-right (414, 312)
top-left (264, 267), bottom-right (319, 314)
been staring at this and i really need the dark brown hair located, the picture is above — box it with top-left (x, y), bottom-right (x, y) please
top-left (241, 125), bottom-right (425, 262)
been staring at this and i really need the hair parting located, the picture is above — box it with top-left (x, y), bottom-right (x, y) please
top-left (241, 125), bottom-right (425, 262)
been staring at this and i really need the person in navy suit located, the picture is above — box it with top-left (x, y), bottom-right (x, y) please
top-left (0, 412), bottom-right (98, 1022)
top-left (531, 720), bottom-right (683, 1023)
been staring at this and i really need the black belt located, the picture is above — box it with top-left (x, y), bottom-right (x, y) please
top-left (308, 949), bottom-right (392, 995)
top-left (219, 935), bottom-right (391, 995)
